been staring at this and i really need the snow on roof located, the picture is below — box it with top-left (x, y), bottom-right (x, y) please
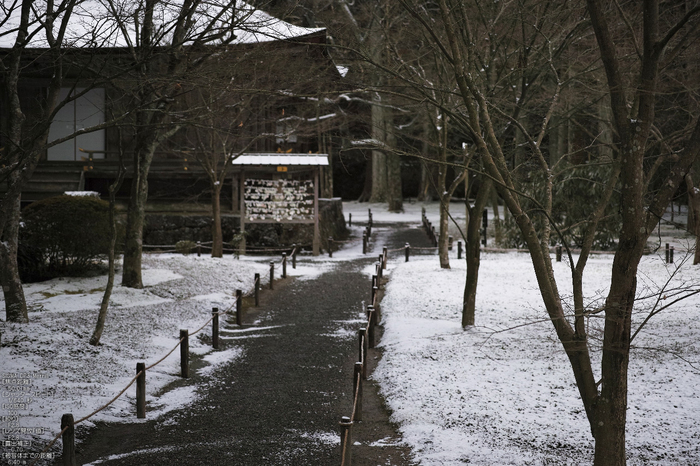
top-left (232, 153), bottom-right (329, 166)
top-left (0, 0), bottom-right (324, 49)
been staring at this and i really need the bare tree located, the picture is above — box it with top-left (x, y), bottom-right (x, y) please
top-left (407, 0), bottom-right (700, 464)
top-left (0, 0), bottom-right (121, 322)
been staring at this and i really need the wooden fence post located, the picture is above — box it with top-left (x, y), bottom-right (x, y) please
top-left (362, 232), bottom-right (368, 254)
top-left (353, 362), bottom-right (363, 422)
top-left (448, 236), bottom-right (453, 251)
top-left (212, 308), bottom-right (219, 350)
top-left (670, 246), bottom-right (675, 263)
top-left (254, 274), bottom-right (260, 306)
top-left (282, 253), bottom-right (287, 278)
top-left (666, 243), bottom-right (670, 263)
top-left (371, 276), bottom-right (377, 304)
top-left (349, 212), bottom-right (352, 227)
top-left (361, 328), bottom-right (369, 379)
top-left (61, 413), bottom-right (76, 466)
top-left (339, 416), bottom-right (353, 466)
top-left (405, 243), bottom-right (410, 262)
top-left (367, 306), bottom-right (376, 348)
top-left (292, 244), bottom-right (297, 269)
top-left (269, 261), bottom-right (274, 290)
top-left (329, 237), bottom-right (333, 257)
top-left (197, 241), bottom-right (201, 257)
top-left (236, 289), bottom-right (243, 326)
top-left (457, 241), bottom-right (462, 259)
top-left (382, 247), bottom-right (388, 269)
top-left (180, 329), bottom-right (189, 378)
top-left (136, 362), bottom-right (145, 419)
top-left (556, 245), bottom-right (562, 262)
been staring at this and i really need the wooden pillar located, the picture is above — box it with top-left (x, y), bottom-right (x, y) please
top-left (239, 169), bottom-right (246, 254)
top-left (313, 167), bottom-right (320, 256)
top-left (231, 172), bottom-right (239, 213)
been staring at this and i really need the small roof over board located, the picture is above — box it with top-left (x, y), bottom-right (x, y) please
top-left (231, 153), bottom-right (329, 166)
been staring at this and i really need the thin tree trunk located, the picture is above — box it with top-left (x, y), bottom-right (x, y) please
top-left (90, 162), bottom-right (124, 346)
top-left (211, 184), bottom-right (223, 258)
top-left (462, 178), bottom-right (492, 326)
top-left (438, 197), bottom-right (450, 268)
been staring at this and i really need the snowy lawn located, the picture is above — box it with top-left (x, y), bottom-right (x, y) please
top-left (375, 251), bottom-right (700, 465)
top-left (0, 252), bottom-right (328, 458)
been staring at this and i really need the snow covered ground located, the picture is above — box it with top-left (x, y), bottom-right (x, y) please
top-left (375, 248), bottom-right (700, 464)
top-left (1, 201), bottom-right (698, 465)
top-left (0, 252), bottom-right (331, 463)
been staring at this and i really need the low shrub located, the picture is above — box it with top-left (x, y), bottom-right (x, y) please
top-left (20, 195), bottom-right (119, 280)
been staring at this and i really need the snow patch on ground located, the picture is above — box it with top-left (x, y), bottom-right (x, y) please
top-left (375, 252), bottom-right (700, 465)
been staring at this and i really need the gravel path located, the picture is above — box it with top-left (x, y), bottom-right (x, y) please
top-left (74, 222), bottom-right (431, 466)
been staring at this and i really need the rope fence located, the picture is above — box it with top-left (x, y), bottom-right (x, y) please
top-left (339, 244), bottom-right (384, 466)
top-left (30, 246), bottom-right (299, 466)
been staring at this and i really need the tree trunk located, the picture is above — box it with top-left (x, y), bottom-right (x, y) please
top-left (462, 178), bottom-right (492, 326)
top-left (90, 166), bottom-right (124, 345)
top-left (684, 173), bottom-right (700, 264)
top-left (358, 154), bottom-right (372, 202)
top-left (593, 273), bottom-right (636, 466)
top-left (438, 196), bottom-right (450, 268)
top-left (370, 97), bottom-right (388, 203)
top-left (122, 146), bottom-right (153, 289)
top-left (0, 195), bottom-right (28, 323)
top-left (211, 184), bottom-right (223, 258)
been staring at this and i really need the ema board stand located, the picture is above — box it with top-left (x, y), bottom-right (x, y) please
top-left (233, 154), bottom-right (328, 258)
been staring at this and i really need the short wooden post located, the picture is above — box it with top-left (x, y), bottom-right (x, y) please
top-left (362, 232), bottom-right (368, 254)
top-left (61, 413), bottom-right (76, 466)
top-left (339, 416), bottom-right (353, 466)
top-left (269, 261), bottom-right (274, 290)
top-left (212, 307), bottom-right (219, 350)
top-left (197, 241), bottom-right (201, 257)
top-left (556, 245), bottom-right (562, 262)
top-left (670, 246), bottom-right (675, 263)
top-left (353, 362), bottom-right (363, 422)
top-left (254, 274), bottom-right (260, 306)
top-left (136, 362), bottom-right (146, 419)
top-left (448, 236), bottom-right (453, 251)
top-left (372, 286), bottom-right (378, 306)
top-left (349, 212), bottom-right (352, 227)
top-left (358, 329), bottom-right (365, 366)
top-left (360, 328), bottom-right (369, 379)
top-left (292, 244), bottom-right (297, 269)
top-left (457, 241), bottom-right (462, 259)
top-left (367, 306), bottom-right (376, 348)
top-left (180, 329), bottom-right (189, 378)
top-left (432, 226), bottom-right (438, 247)
top-left (236, 289), bottom-right (243, 326)
top-left (405, 243), bottom-right (410, 262)
top-left (329, 237), bottom-right (334, 257)
top-left (666, 243), bottom-right (670, 263)
top-left (371, 275), bottom-right (377, 303)
top-left (382, 246), bottom-right (388, 269)
top-left (377, 258), bottom-right (383, 280)
top-left (282, 253), bottom-right (287, 278)
top-left (482, 208), bottom-right (488, 229)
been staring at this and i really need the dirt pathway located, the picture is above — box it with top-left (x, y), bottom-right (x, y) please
top-left (73, 223), bottom-right (430, 466)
